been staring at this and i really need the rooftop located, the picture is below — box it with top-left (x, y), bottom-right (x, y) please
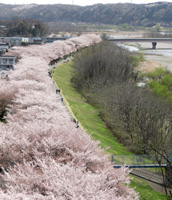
top-left (0, 55), bottom-right (16, 58)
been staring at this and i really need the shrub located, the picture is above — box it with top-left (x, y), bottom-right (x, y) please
top-left (146, 67), bottom-right (168, 82)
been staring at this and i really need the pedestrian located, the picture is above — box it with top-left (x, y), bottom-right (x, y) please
top-left (61, 97), bottom-right (63, 102)
top-left (56, 89), bottom-right (60, 94)
top-left (76, 121), bottom-right (79, 128)
top-left (5, 74), bottom-right (9, 80)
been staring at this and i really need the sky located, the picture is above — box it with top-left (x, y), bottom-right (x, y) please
top-left (0, 0), bottom-right (172, 6)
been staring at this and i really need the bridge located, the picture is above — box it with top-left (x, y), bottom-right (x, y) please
top-left (108, 38), bottom-right (172, 49)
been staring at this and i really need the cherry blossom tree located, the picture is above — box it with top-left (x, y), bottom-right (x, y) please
top-left (0, 34), bottom-right (139, 199)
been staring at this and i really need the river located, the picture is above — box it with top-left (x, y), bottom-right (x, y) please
top-left (116, 42), bottom-right (172, 72)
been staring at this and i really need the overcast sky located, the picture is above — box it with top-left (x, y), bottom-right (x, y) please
top-left (0, 0), bottom-right (172, 6)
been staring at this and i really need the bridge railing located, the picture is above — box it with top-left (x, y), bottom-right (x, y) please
top-left (112, 154), bottom-right (166, 166)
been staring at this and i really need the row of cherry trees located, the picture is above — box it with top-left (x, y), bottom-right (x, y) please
top-left (0, 34), bottom-right (139, 199)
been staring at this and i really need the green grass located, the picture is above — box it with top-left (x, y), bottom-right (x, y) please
top-left (53, 61), bottom-right (171, 200)
top-left (53, 61), bottom-right (130, 155)
top-left (130, 176), bottom-right (172, 200)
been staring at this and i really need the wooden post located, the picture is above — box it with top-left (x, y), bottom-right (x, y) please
top-left (111, 155), bottom-right (114, 162)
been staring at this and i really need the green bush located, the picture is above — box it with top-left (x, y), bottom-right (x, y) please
top-left (129, 55), bottom-right (139, 67)
top-left (160, 74), bottom-right (172, 89)
top-left (147, 68), bottom-right (168, 82)
top-left (129, 53), bottom-right (145, 67)
top-left (149, 80), bottom-right (172, 101)
top-left (147, 68), bottom-right (172, 101)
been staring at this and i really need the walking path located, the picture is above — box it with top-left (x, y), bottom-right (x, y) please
top-left (49, 58), bottom-right (85, 131)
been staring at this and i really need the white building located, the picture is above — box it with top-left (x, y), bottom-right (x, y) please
top-left (0, 37), bottom-right (11, 44)
top-left (10, 37), bottom-right (29, 46)
top-left (0, 56), bottom-right (16, 70)
top-left (0, 43), bottom-right (9, 53)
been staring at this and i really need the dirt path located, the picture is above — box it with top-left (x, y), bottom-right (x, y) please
top-left (49, 59), bottom-right (85, 131)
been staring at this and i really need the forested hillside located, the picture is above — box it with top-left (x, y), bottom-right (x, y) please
top-left (0, 2), bottom-right (172, 26)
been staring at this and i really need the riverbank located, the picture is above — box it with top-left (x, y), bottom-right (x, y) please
top-left (145, 54), bottom-right (172, 72)
top-left (52, 60), bottom-right (171, 200)
top-left (121, 41), bottom-right (172, 73)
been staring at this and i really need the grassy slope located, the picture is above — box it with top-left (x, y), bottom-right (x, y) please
top-left (53, 61), bottom-right (171, 200)
top-left (53, 62), bottom-right (130, 156)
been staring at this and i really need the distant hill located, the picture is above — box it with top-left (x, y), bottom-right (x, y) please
top-left (0, 2), bottom-right (172, 27)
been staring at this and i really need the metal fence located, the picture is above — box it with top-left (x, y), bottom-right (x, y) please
top-left (112, 154), bottom-right (167, 166)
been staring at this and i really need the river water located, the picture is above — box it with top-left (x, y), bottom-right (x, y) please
top-left (116, 42), bottom-right (172, 71)
top-left (116, 44), bottom-right (139, 52)
top-left (117, 43), bottom-right (172, 57)
top-left (144, 49), bottom-right (172, 57)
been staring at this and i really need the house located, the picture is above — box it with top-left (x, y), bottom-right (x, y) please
top-left (0, 37), bottom-right (11, 44)
top-left (28, 37), bottom-right (43, 45)
top-left (0, 43), bottom-right (9, 53)
top-left (32, 38), bottom-right (43, 44)
top-left (0, 37), bottom-right (29, 46)
top-left (0, 56), bottom-right (16, 70)
top-left (10, 37), bottom-right (22, 46)
top-left (0, 25), bottom-right (7, 30)
top-left (42, 37), bottom-right (68, 44)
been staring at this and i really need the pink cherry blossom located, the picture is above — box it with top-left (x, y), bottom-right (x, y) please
top-left (0, 34), bottom-right (139, 199)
